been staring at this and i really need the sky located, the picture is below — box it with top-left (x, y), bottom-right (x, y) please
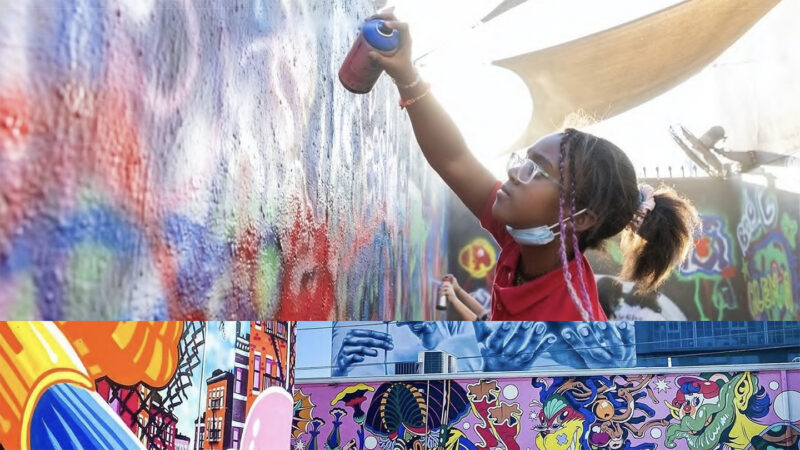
top-left (172, 321), bottom-right (242, 440)
top-left (296, 321), bottom-right (334, 379)
top-left (387, 0), bottom-right (800, 183)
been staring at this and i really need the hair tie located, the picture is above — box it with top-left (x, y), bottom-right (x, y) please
top-left (629, 184), bottom-right (656, 233)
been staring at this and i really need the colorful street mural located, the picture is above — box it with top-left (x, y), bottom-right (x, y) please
top-left (330, 322), bottom-right (636, 376)
top-left (0, 1), bottom-right (448, 320)
top-left (0, 321), bottom-right (294, 449)
top-left (295, 369), bottom-right (800, 450)
top-left (447, 176), bottom-right (800, 321)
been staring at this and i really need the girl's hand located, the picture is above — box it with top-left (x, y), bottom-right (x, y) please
top-left (444, 273), bottom-right (461, 291)
top-left (439, 281), bottom-right (456, 301)
top-left (366, 12), bottom-right (416, 85)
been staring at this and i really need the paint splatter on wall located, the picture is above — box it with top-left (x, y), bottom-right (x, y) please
top-left (296, 369), bottom-right (800, 450)
top-left (0, 1), bottom-right (447, 320)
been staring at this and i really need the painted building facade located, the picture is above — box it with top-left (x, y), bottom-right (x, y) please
top-left (232, 322), bottom-right (251, 444)
top-left (175, 434), bottom-right (191, 450)
top-left (203, 370), bottom-right (234, 449)
top-left (148, 394), bottom-right (178, 450)
top-left (246, 321), bottom-right (290, 416)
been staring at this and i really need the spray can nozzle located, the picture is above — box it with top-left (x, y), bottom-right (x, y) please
top-left (377, 21), bottom-right (394, 37)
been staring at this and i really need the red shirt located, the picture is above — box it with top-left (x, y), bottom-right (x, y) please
top-left (480, 183), bottom-right (607, 321)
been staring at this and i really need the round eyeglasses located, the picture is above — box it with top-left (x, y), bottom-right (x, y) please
top-left (506, 152), bottom-right (561, 186)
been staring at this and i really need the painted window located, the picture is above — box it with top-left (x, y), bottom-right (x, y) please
top-left (253, 353), bottom-right (262, 392)
top-left (232, 428), bottom-right (241, 449)
top-left (265, 356), bottom-right (273, 379)
top-left (235, 367), bottom-right (244, 394)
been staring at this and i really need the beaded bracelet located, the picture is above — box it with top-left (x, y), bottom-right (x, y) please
top-left (399, 84), bottom-right (431, 109)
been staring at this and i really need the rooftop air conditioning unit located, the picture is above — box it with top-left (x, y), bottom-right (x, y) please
top-left (394, 361), bottom-right (420, 375)
top-left (418, 351), bottom-right (458, 374)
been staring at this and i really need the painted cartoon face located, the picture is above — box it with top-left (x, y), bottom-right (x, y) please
top-left (665, 373), bottom-right (757, 450)
top-left (594, 399), bottom-right (615, 421)
top-left (534, 395), bottom-right (585, 450)
top-left (670, 378), bottom-right (720, 420)
top-left (581, 397), bottom-right (626, 449)
top-left (588, 421), bottom-right (625, 449)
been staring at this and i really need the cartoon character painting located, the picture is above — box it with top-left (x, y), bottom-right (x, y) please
top-left (532, 376), bottom-right (667, 450)
top-left (0, 321), bottom-right (183, 449)
top-left (665, 372), bottom-right (800, 449)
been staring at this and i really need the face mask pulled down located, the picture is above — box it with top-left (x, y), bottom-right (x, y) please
top-left (506, 209), bottom-right (588, 246)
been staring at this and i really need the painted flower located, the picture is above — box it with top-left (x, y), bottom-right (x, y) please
top-left (331, 383), bottom-right (374, 425)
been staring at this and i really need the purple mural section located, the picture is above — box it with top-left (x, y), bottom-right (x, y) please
top-left (447, 176), bottom-right (800, 321)
top-left (0, 1), bottom-right (447, 320)
top-left (295, 368), bottom-right (800, 450)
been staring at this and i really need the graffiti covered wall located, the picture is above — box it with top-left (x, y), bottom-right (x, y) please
top-left (295, 369), bottom-right (800, 450)
top-left (591, 177), bottom-right (800, 321)
top-left (0, 321), bottom-right (294, 449)
top-left (447, 176), bottom-right (800, 321)
top-left (0, 1), bottom-right (447, 320)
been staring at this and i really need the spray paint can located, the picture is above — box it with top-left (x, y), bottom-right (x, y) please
top-left (339, 19), bottom-right (400, 94)
top-left (437, 276), bottom-right (451, 311)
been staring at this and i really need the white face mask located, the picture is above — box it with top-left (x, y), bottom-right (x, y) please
top-left (505, 209), bottom-right (588, 246)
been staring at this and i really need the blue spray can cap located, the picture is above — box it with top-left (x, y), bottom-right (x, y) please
top-left (361, 19), bottom-right (400, 53)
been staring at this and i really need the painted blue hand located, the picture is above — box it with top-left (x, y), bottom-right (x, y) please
top-left (332, 329), bottom-right (394, 376)
top-left (474, 322), bottom-right (557, 372)
top-left (396, 321), bottom-right (443, 349)
top-left (557, 321), bottom-right (635, 368)
top-left (557, 433), bottom-right (568, 445)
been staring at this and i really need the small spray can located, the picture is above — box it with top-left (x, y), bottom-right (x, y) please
top-left (437, 276), bottom-right (451, 311)
top-left (339, 19), bottom-right (400, 94)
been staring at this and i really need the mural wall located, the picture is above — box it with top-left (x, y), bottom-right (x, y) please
top-left (295, 369), bottom-right (800, 450)
top-left (447, 176), bottom-right (800, 321)
top-left (0, 1), bottom-right (448, 320)
top-left (330, 321), bottom-right (636, 377)
top-left (0, 321), bottom-right (294, 449)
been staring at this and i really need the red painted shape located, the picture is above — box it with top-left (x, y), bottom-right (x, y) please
top-left (277, 203), bottom-right (335, 320)
top-left (0, 86), bottom-right (39, 237)
top-left (471, 244), bottom-right (492, 272)
top-left (233, 222), bottom-right (261, 316)
top-left (92, 88), bottom-right (150, 220)
top-left (471, 395), bottom-right (501, 449)
top-left (695, 237), bottom-right (711, 259)
top-left (721, 266), bottom-right (736, 279)
top-left (460, 249), bottom-right (470, 267)
top-left (0, 91), bottom-right (30, 153)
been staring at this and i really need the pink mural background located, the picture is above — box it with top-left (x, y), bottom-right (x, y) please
top-left (0, 0), bottom-right (447, 320)
top-left (295, 369), bottom-right (800, 449)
